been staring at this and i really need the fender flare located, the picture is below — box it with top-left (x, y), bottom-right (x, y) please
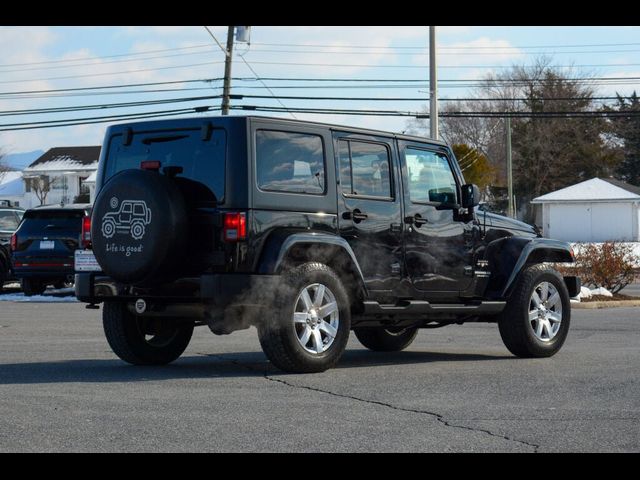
top-left (256, 232), bottom-right (367, 295)
top-left (485, 237), bottom-right (575, 299)
top-left (490, 237), bottom-right (574, 298)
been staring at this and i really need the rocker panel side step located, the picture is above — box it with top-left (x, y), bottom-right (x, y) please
top-left (362, 300), bottom-right (506, 316)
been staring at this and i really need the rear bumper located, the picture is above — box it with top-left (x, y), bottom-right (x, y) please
top-left (74, 272), bottom-right (280, 306)
top-left (13, 266), bottom-right (75, 279)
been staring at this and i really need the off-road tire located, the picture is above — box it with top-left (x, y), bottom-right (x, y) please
top-left (354, 327), bottom-right (419, 352)
top-left (257, 262), bottom-right (351, 373)
top-left (21, 278), bottom-right (46, 296)
top-left (498, 264), bottom-right (570, 358)
top-left (0, 257), bottom-right (7, 292)
top-left (103, 302), bottom-right (194, 366)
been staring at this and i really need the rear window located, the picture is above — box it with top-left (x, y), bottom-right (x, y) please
top-left (24, 210), bottom-right (86, 220)
top-left (104, 128), bottom-right (226, 204)
top-left (21, 209), bottom-right (86, 232)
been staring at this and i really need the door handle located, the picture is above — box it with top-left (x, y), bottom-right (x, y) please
top-left (351, 209), bottom-right (368, 223)
top-left (404, 214), bottom-right (428, 227)
top-left (343, 209), bottom-right (368, 223)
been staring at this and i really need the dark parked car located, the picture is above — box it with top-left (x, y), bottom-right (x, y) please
top-left (76, 116), bottom-right (579, 373)
top-left (12, 204), bottom-right (91, 296)
top-left (0, 204), bottom-right (24, 290)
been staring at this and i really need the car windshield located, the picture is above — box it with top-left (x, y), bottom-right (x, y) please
top-left (0, 211), bottom-right (19, 230)
top-left (105, 128), bottom-right (226, 206)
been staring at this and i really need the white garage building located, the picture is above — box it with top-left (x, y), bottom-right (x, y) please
top-left (531, 178), bottom-right (640, 242)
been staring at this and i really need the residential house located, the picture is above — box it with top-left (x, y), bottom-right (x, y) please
top-left (22, 146), bottom-right (100, 208)
top-left (531, 177), bottom-right (640, 242)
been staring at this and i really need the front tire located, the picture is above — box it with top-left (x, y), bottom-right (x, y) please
top-left (354, 327), bottom-right (419, 352)
top-left (258, 262), bottom-right (351, 373)
top-left (498, 265), bottom-right (570, 358)
top-left (103, 302), bottom-right (194, 365)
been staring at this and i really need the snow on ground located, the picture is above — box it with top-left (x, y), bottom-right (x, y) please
top-left (0, 286), bottom-right (77, 303)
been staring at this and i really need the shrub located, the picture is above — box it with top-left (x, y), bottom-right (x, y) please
top-left (572, 242), bottom-right (638, 294)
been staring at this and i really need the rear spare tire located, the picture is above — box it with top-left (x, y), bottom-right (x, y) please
top-left (91, 169), bottom-right (188, 285)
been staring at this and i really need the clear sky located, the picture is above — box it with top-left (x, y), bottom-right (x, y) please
top-left (1, 25), bottom-right (640, 155)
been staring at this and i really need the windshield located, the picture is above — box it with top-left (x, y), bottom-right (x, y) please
top-left (104, 128), bottom-right (226, 205)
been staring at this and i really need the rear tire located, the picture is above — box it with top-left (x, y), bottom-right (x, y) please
top-left (258, 262), bottom-right (351, 373)
top-left (498, 264), bottom-right (570, 358)
top-left (103, 302), bottom-right (194, 365)
top-left (22, 278), bottom-right (46, 296)
top-left (354, 327), bottom-right (419, 352)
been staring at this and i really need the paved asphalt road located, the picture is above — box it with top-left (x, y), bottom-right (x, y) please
top-left (0, 301), bottom-right (638, 452)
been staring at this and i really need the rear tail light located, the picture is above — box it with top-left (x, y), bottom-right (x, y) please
top-left (10, 233), bottom-right (17, 252)
top-left (81, 215), bottom-right (92, 248)
top-left (223, 212), bottom-right (247, 242)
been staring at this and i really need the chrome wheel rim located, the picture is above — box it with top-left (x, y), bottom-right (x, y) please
top-left (293, 283), bottom-right (339, 354)
top-left (529, 281), bottom-right (562, 342)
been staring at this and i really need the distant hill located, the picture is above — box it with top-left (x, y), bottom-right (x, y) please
top-left (1, 150), bottom-right (44, 171)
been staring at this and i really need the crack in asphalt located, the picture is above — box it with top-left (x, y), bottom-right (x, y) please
top-left (200, 352), bottom-right (540, 453)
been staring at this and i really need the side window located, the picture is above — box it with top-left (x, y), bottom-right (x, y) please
top-left (339, 140), bottom-right (392, 198)
top-left (256, 130), bottom-right (325, 195)
top-left (405, 148), bottom-right (458, 204)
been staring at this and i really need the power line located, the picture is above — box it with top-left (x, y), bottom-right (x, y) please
top-left (0, 95), bottom-right (222, 117)
top-left (250, 41), bottom-right (640, 50)
top-left (0, 61), bottom-right (225, 85)
top-left (0, 106), bottom-right (220, 131)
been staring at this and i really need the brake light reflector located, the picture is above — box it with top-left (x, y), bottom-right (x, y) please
top-left (82, 215), bottom-right (92, 248)
top-left (223, 212), bottom-right (247, 242)
top-left (10, 233), bottom-right (17, 252)
top-left (141, 161), bottom-right (161, 171)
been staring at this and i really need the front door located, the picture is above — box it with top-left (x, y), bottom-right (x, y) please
top-left (335, 133), bottom-right (403, 295)
top-left (399, 142), bottom-right (475, 297)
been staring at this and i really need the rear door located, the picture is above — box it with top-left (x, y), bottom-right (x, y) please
top-left (334, 132), bottom-right (403, 295)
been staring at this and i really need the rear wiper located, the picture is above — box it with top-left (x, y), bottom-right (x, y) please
top-left (142, 134), bottom-right (188, 145)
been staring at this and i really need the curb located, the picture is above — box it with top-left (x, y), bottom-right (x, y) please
top-left (572, 299), bottom-right (640, 309)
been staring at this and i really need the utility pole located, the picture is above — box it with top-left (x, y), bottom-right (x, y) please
top-left (505, 116), bottom-right (514, 218)
top-left (221, 26), bottom-right (235, 116)
top-left (429, 26), bottom-right (438, 140)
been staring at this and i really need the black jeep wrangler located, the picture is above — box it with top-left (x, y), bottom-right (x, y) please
top-left (76, 116), bottom-right (579, 373)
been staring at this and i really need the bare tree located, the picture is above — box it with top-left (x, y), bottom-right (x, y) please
top-left (406, 57), bottom-right (621, 222)
top-left (0, 149), bottom-right (8, 185)
top-left (25, 175), bottom-right (58, 206)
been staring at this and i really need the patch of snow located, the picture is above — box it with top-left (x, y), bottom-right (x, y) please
top-left (578, 286), bottom-right (592, 299)
top-left (24, 160), bottom-right (98, 172)
top-left (590, 287), bottom-right (613, 297)
top-left (532, 178), bottom-right (640, 203)
top-left (0, 286), bottom-right (77, 303)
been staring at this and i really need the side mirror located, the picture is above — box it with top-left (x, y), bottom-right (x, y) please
top-left (461, 184), bottom-right (480, 209)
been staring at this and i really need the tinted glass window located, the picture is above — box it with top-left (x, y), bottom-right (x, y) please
top-left (21, 209), bottom-right (85, 233)
top-left (338, 140), bottom-right (352, 193)
top-left (256, 130), bottom-right (325, 195)
top-left (405, 148), bottom-right (457, 204)
top-left (341, 141), bottom-right (392, 198)
top-left (0, 211), bottom-right (19, 230)
top-left (106, 128), bottom-right (225, 205)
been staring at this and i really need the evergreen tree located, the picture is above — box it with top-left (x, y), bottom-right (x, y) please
top-left (610, 92), bottom-right (640, 186)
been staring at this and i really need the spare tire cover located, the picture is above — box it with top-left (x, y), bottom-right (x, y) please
top-left (92, 169), bottom-right (188, 285)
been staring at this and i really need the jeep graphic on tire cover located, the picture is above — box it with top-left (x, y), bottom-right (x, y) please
top-left (101, 199), bottom-right (152, 240)
top-left (91, 169), bottom-right (188, 285)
